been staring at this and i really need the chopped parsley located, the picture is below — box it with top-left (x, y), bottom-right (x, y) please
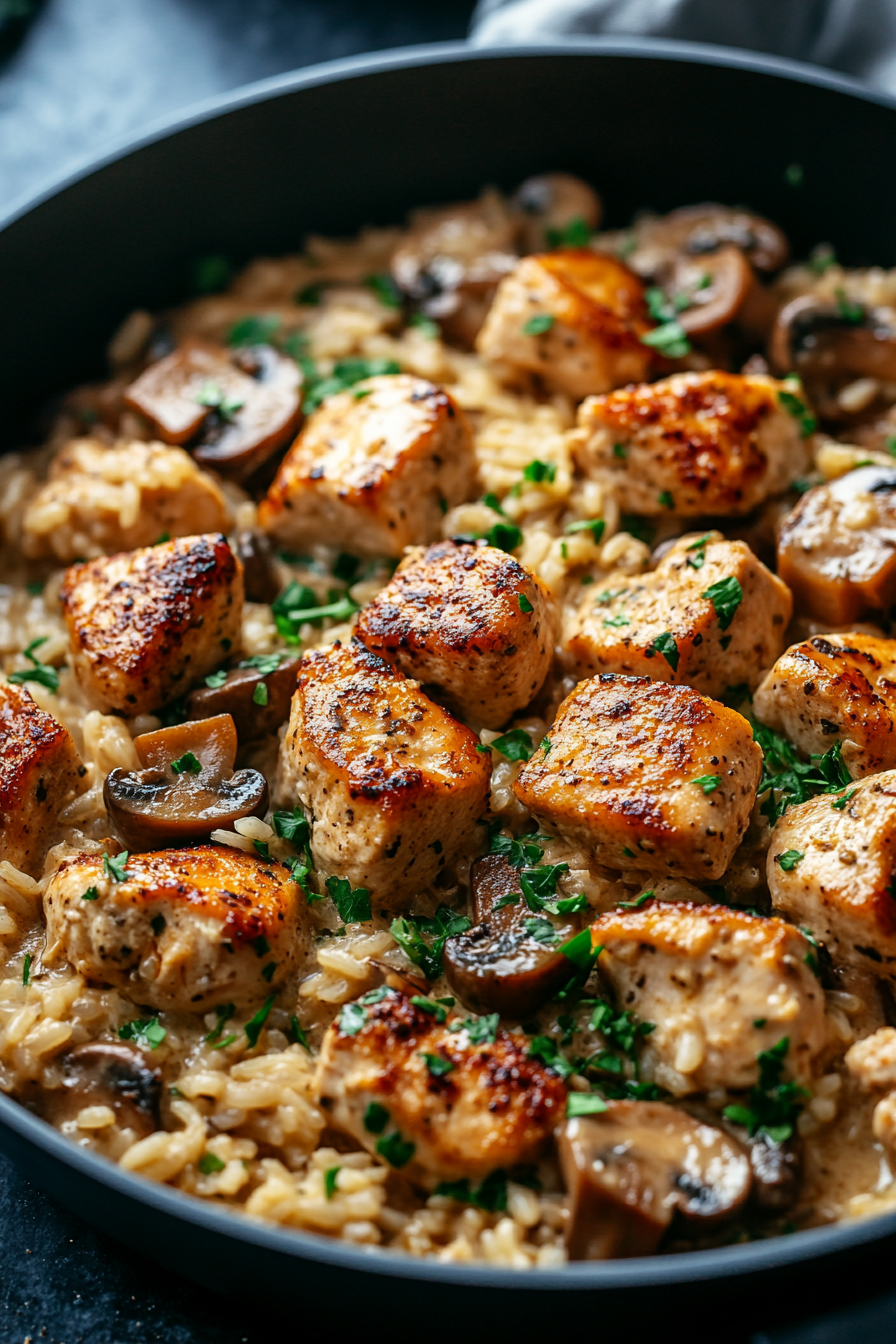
top-left (701, 576), bottom-right (743, 630)
top-left (522, 313), bottom-right (555, 336)
top-left (364, 1101), bottom-right (390, 1134)
top-left (170, 751), bottom-right (202, 775)
top-left (323, 1165), bottom-right (342, 1199)
top-left (301, 356), bottom-right (402, 415)
top-left (778, 383), bottom-right (817, 437)
top-left (119, 1017), bottom-right (166, 1050)
top-left (198, 1152), bottom-right (226, 1175)
top-left (366, 272), bottom-right (402, 309)
top-left (419, 1051), bottom-right (455, 1077)
top-left (589, 999), bottom-right (655, 1070)
top-left (289, 1015), bottom-right (310, 1050)
top-left (270, 581), bottom-right (359, 643)
top-left (776, 849), bottom-right (804, 872)
top-left (408, 312), bottom-right (439, 339)
top-left (834, 287), bottom-right (864, 324)
top-left (103, 852), bottom-right (131, 883)
top-left (326, 875), bottom-right (371, 924)
top-left (523, 459), bottom-right (557, 484)
top-left (617, 890), bottom-right (654, 911)
top-left (488, 829), bottom-right (548, 868)
top-left (723, 1037), bottom-right (808, 1142)
top-left (808, 243), bottom-right (836, 275)
top-left (410, 996), bottom-right (452, 1024)
top-left (461, 1013), bottom-right (499, 1045)
top-left (658, 490), bottom-right (674, 509)
top-left (244, 993), bottom-right (275, 1049)
top-left (205, 1003), bottom-right (235, 1044)
top-left (646, 631), bottom-right (679, 671)
top-left (753, 725), bottom-right (851, 825)
top-left (22, 954), bottom-right (33, 987)
top-left (831, 787), bottom-right (858, 811)
top-left (559, 928), bottom-right (601, 971)
top-left (612, 443), bottom-right (627, 460)
top-left (519, 863), bottom-right (570, 912)
top-left (228, 314), bottom-right (281, 347)
top-left (641, 320), bottom-right (690, 359)
top-left (482, 521), bottom-right (523, 553)
top-left (518, 593), bottom-right (534, 614)
top-left (205, 670), bottom-right (228, 689)
top-left (546, 215), bottom-right (592, 248)
top-left (9, 637), bottom-right (60, 694)
top-left (435, 1170), bottom-right (508, 1211)
top-left (522, 916), bottom-right (560, 946)
top-left (81, 886), bottom-right (99, 902)
top-left (490, 728), bottom-right (535, 762)
top-left (195, 380), bottom-right (244, 420)
top-left (273, 809), bottom-right (310, 848)
top-left (567, 1092), bottom-right (608, 1117)
top-left (692, 774), bottom-right (721, 794)
top-left (390, 907), bottom-right (471, 980)
top-left (602, 613), bottom-right (630, 628)
top-left (375, 1131), bottom-right (415, 1168)
top-left (528, 1034), bottom-right (574, 1078)
top-left (565, 517), bottom-right (606, 543)
top-left (685, 533), bottom-right (712, 569)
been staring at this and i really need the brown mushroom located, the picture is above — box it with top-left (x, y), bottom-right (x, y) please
top-left (442, 853), bottom-right (581, 1019)
top-left (558, 1102), bottom-right (752, 1260)
top-left (770, 295), bottom-right (896, 421)
top-left (124, 339), bottom-right (302, 481)
top-left (512, 172), bottom-right (602, 254)
top-left (637, 204), bottom-right (789, 278)
top-left (743, 1129), bottom-right (802, 1210)
top-left (671, 246), bottom-right (754, 336)
top-left (103, 713), bottom-right (268, 850)
top-left (777, 466), bottom-right (896, 623)
top-left (185, 654), bottom-right (300, 741)
top-left (390, 192), bottom-right (519, 348)
top-left (32, 1041), bottom-right (161, 1138)
top-left (235, 528), bottom-right (281, 605)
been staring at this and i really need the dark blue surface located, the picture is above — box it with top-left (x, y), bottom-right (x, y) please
top-left (1, 7), bottom-right (895, 1341)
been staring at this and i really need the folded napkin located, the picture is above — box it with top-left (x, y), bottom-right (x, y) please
top-left (469, 0), bottom-right (896, 93)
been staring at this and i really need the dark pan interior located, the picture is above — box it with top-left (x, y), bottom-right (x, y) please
top-left (3, 39), bottom-right (896, 1318)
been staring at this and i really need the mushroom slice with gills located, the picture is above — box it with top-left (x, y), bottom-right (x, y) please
top-left (558, 1102), bottom-right (752, 1260)
top-left (185, 654), bottom-right (300, 742)
top-left (671, 246), bottom-right (754, 336)
top-left (727, 1124), bottom-right (802, 1211)
top-left (123, 340), bottom-right (302, 482)
top-left (31, 1042), bottom-right (161, 1139)
top-left (777, 466), bottom-right (896, 624)
top-left (770, 296), bottom-right (896, 421)
top-left (442, 853), bottom-right (581, 1019)
top-left (616, 204), bottom-right (789, 281)
top-left (512, 172), bottom-right (602, 254)
top-left (103, 713), bottom-right (268, 850)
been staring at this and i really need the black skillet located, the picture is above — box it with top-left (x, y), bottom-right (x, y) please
top-left (1, 37), bottom-right (896, 1330)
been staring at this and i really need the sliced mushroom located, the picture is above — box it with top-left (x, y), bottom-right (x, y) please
top-left (743, 1129), bottom-right (802, 1210)
top-left (777, 466), bottom-right (896, 623)
top-left (558, 1103), bottom-right (752, 1260)
top-left (33, 1042), bottom-right (161, 1138)
top-left (770, 296), bottom-right (896, 421)
top-left (104, 713), bottom-right (268, 850)
top-left (512, 172), bottom-right (602, 253)
top-left (390, 191), bottom-right (519, 348)
top-left (672, 246), bottom-right (754, 336)
top-left (235, 528), bottom-right (281, 605)
top-left (442, 853), bottom-right (580, 1018)
top-left (185, 655), bottom-right (300, 741)
top-left (124, 339), bottom-right (302, 481)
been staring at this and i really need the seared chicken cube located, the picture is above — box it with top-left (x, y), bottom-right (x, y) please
top-left (279, 639), bottom-right (490, 906)
top-left (0, 684), bottom-right (87, 877)
top-left (592, 902), bottom-right (827, 1092)
top-left (313, 988), bottom-right (566, 1184)
top-left (571, 371), bottom-right (807, 515)
top-left (124, 340), bottom-right (302, 482)
top-left (513, 675), bottom-right (761, 881)
top-left (563, 533), bottom-right (791, 697)
top-left (61, 533), bottom-right (243, 716)
top-left (354, 539), bottom-right (556, 729)
top-left (475, 250), bottom-right (653, 399)
top-left (22, 438), bottom-right (230, 563)
top-left (754, 633), bottom-right (896, 780)
top-left (43, 845), bottom-right (306, 1011)
top-left (767, 770), bottom-right (896, 979)
top-left (258, 374), bottom-right (475, 558)
top-left (777, 466), bottom-right (896, 624)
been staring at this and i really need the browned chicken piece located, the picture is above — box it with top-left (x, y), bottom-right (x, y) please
top-left (354, 539), bottom-right (555, 729)
top-left (754, 633), bottom-right (896, 780)
top-left (0, 684), bottom-right (88, 877)
top-left (258, 375), bottom-right (475, 558)
top-left (124, 340), bottom-right (302, 482)
top-left (442, 853), bottom-right (581, 1018)
top-left (563, 533), bottom-right (792, 697)
top-left (278, 638), bottom-right (490, 906)
top-left (571, 371), bottom-right (808, 516)
top-left (312, 988), bottom-right (566, 1184)
top-left (592, 902), bottom-right (827, 1092)
top-left (513, 675), bottom-right (761, 881)
top-left (21, 438), bottom-right (230, 563)
top-left (61, 533), bottom-right (243, 716)
top-left (767, 769), bottom-right (896, 980)
top-left (43, 845), bottom-right (306, 1011)
top-left (559, 1103), bottom-right (751, 1259)
top-left (475, 250), bottom-right (653, 399)
top-left (777, 466), bottom-right (896, 624)
top-left (390, 189), bottom-right (519, 347)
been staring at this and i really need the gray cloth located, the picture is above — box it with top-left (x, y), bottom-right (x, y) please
top-left (469, 0), bottom-right (896, 93)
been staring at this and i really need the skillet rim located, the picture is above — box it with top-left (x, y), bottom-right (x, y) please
top-left (3, 35), bottom-right (896, 1288)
